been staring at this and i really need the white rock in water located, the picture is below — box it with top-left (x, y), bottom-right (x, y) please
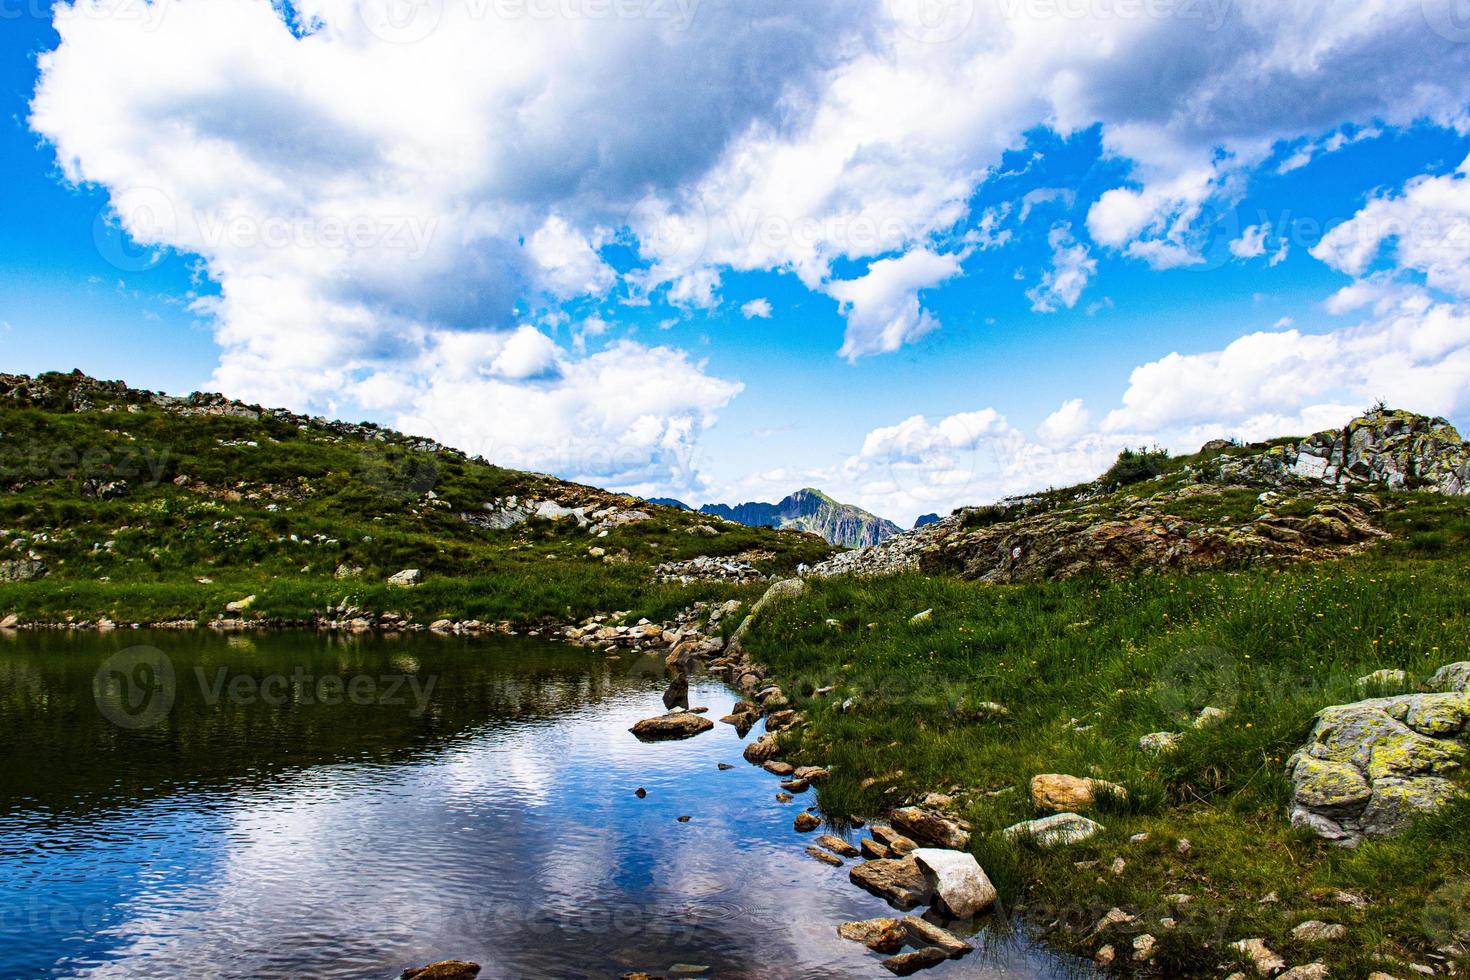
top-left (911, 848), bottom-right (996, 919)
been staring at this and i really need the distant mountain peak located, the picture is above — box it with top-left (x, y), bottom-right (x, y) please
top-left (698, 488), bottom-right (900, 549)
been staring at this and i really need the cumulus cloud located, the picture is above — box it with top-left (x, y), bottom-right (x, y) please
top-left (1037, 398), bottom-right (1091, 444)
top-left (827, 248), bottom-right (965, 360)
top-left (396, 338), bottom-right (743, 495)
top-left (740, 298), bottom-right (773, 319)
top-left (1311, 154), bottom-right (1470, 298)
top-left (1027, 225), bottom-right (1096, 312)
top-left (1104, 292), bottom-right (1470, 434)
top-left (825, 408), bottom-right (1124, 527)
top-left (1230, 224), bottom-right (1269, 259)
top-left (527, 216), bottom-right (616, 301)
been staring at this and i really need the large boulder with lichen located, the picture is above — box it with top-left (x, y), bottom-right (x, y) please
top-left (1221, 408), bottom-right (1470, 495)
top-left (1287, 679), bottom-right (1470, 845)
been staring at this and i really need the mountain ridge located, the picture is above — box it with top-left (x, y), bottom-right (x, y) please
top-left (697, 487), bottom-right (902, 549)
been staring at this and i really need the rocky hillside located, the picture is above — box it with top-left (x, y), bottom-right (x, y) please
top-left (0, 370), bottom-right (833, 624)
top-left (699, 487), bottom-right (902, 549)
top-left (813, 407), bottom-right (1470, 580)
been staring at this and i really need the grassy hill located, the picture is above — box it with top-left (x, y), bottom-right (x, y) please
top-left (0, 370), bottom-right (833, 626)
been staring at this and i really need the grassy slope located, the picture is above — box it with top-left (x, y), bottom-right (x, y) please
top-left (743, 489), bottom-right (1470, 976)
top-left (0, 376), bottom-right (833, 625)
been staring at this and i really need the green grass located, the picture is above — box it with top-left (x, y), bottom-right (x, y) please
top-left (0, 377), bottom-right (833, 625)
top-left (740, 502), bottom-right (1470, 976)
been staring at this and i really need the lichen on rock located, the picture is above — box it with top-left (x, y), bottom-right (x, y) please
top-left (1287, 677), bottom-right (1469, 845)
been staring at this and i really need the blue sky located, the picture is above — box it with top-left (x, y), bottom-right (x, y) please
top-left (7, 1), bottom-right (1470, 524)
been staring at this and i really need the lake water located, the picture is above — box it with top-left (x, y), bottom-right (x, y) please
top-left (0, 630), bottom-right (1085, 978)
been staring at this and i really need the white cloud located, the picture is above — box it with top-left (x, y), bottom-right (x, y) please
top-left (1277, 125), bottom-right (1382, 175)
top-left (527, 215), bottom-right (615, 300)
top-left (1230, 224), bottom-right (1268, 259)
top-left (397, 338), bottom-right (743, 494)
top-left (1104, 292), bottom-right (1470, 434)
top-left (571, 315), bottom-right (611, 354)
top-left (1311, 154), bottom-right (1470, 298)
top-left (826, 248), bottom-right (964, 360)
top-left (740, 297), bottom-right (773, 319)
top-left (827, 408), bottom-right (1124, 527)
top-left (1027, 225), bottom-right (1095, 312)
top-left (488, 325), bottom-right (559, 379)
top-left (1019, 187), bottom-right (1076, 223)
top-left (667, 267), bottom-right (722, 310)
top-left (1037, 398), bottom-right (1091, 445)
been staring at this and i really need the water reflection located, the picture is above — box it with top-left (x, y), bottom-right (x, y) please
top-left (0, 630), bottom-right (1086, 978)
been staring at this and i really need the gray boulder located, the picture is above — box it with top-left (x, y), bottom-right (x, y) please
top-left (1430, 662), bottom-right (1470, 693)
top-left (911, 848), bottom-right (996, 919)
top-left (0, 559), bottom-right (45, 582)
top-left (1003, 812), bottom-right (1103, 848)
top-left (1287, 681), bottom-right (1469, 845)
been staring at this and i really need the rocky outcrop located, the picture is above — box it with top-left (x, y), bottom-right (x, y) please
top-left (889, 807), bottom-right (971, 850)
top-left (811, 485), bottom-right (1385, 582)
top-left (837, 917), bottom-right (906, 953)
top-left (1030, 774), bottom-right (1126, 811)
top-left (809, 408), bottom-right (1465, 582)
top-left (1217, 408), bottom-right (1470, 496)
top-left (653, 555), bottom-right (767, 584)
top-left (1287, 674), bottom-right (1469, 845)
top-left (0, 559), bottom-right (46, 582)
top-left (881, 947), bottom-right (948, 976)
top-left (700, 488), bottom-right (901, 549)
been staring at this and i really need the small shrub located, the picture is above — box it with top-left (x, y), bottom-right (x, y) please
top-left (1102, 446), bottom-right (1171, 486)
